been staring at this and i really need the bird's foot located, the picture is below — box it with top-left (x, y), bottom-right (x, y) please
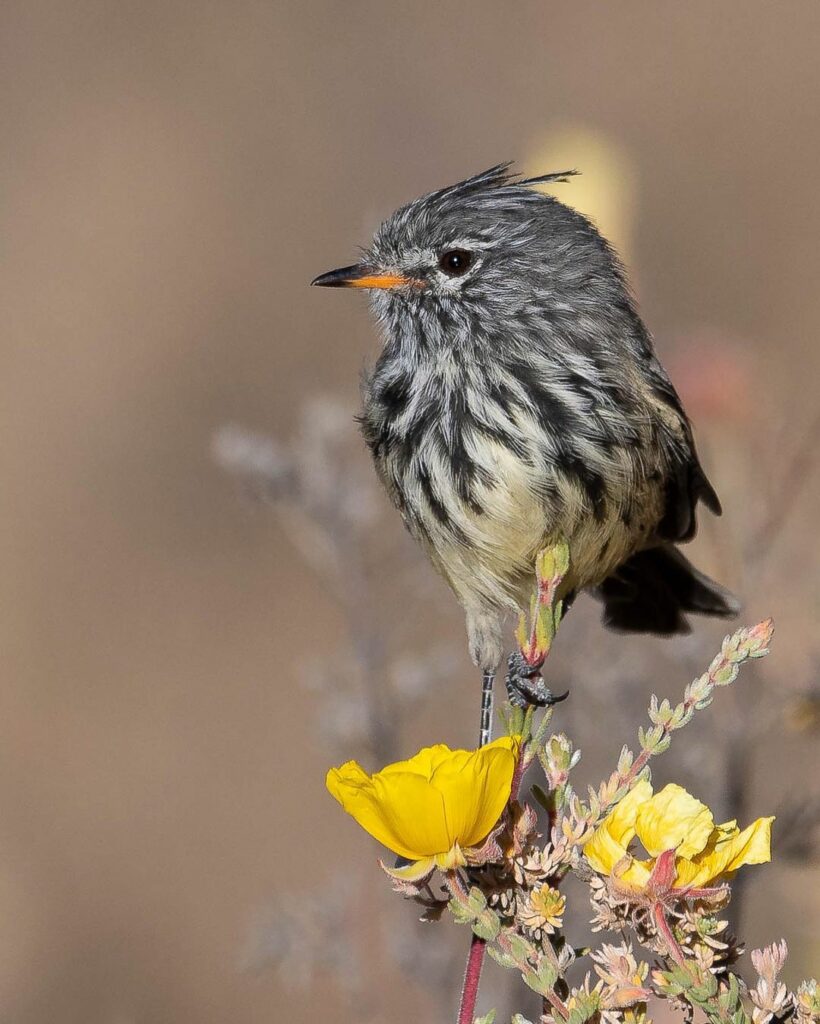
top-left (505, 652), bottom-right (569, 710)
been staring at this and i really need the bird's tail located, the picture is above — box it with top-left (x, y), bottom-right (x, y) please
top-left (596, 545), bottom-right (740, 636)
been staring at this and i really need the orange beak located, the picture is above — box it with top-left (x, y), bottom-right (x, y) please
top-left (311, 264), bottom-right (416, 290)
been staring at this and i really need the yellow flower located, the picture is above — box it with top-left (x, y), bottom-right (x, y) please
top-left (584, 781), bottom-right (773, 891)
top-left (519, 885), bottom-right (566, 936)
top-left (326, 736), bottom-right (521, 877)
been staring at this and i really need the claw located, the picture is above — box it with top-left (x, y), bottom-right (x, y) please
top-left (505, 651), bottom-right (569, 709)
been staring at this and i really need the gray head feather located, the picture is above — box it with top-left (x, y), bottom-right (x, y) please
top-left (365, 163), bottom-right (639, 366)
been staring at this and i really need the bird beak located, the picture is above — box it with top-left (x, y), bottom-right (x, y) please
top-left (311, 263), bottom-right (415, 290)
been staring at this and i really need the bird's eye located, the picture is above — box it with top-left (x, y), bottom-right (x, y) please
top-left (438, 249), bottom-right (473, 276)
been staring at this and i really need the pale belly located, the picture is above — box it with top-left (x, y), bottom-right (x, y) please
top-left (412, 437), bottom-right (662, 614)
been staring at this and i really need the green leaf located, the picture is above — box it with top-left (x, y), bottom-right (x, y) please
top-left (472, 912), bottom-right (500, 941)
top-left (486, 946), bottom-right (517, 971)
top-left (466, 887), bottom-right (488, 915)
top-left (449, 899), bottom-right (475, 926)
top-left (522, 958), bottom-right (558, 996)
top-left (505, 932), bottom-right (536, 963)
top-left (653, 735), bottom-right (672, 755)
top-left (565, 990), bottom-right (600, 1024)
top-left (531, 783), bottom-right (554, 814)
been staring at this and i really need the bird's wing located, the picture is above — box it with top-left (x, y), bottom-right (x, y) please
top-left (643, 357), bottom-right (722, 544)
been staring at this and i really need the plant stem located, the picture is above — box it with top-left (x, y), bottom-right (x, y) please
top-left (457, 934), bottom-right (487, 1024)
top-left (652, 903), bottom-right (686, 966)
top-left (544, 989), bottom-right (570, 1021)
top-left (495, 933), bottom-right (570, 1021)
top-left (444, 868), bottom-right (469, 901)
top-left (452, 706), bottom-right (535, 1024)
top-left (445, 869), bottom-right (489, 1024)
top-left (510, 753), bottom-right (526, 802)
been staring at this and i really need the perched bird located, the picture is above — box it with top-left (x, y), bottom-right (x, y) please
top-left (312, 164), bottom-right (738, 738)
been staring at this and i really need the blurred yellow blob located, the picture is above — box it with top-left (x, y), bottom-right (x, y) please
top-left (584, 780), bottom-right (773, 890)
top-left (525, 126), bottom-right (637, 264)
top-left (326, 736), bottom-right (520, 877)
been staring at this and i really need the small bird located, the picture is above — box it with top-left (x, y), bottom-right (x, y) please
top-left (313, 164), bottom-right (738, 739)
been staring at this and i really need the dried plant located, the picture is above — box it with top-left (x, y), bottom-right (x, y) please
top-left (328, 541), bottom-right (818, 1024)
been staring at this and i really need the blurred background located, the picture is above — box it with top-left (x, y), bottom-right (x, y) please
top-left (1, 1), bottom-right (818, 1020)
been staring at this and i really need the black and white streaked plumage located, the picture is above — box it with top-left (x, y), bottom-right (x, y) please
top-left (313, 164), bottom-right (738, 688)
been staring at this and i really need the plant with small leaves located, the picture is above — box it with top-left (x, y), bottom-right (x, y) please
top-left (325, 541), bottom-right (817, 1024)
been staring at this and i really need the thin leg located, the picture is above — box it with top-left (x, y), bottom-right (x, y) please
top-left (479, 671), bottom-right (494, 747)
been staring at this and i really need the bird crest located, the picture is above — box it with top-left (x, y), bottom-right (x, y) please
top-left (438, 162), bottom-right (580, 201)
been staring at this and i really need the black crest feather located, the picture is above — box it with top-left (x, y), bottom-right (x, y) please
top-left (439, 163), bottom-right (580, 201)
top-left (519, 169), bottom-right (580, 187)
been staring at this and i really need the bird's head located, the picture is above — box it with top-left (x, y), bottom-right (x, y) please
top-left (312, 163), bottom-right (620, 352)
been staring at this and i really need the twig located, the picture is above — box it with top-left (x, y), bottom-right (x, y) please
top-left (457, 936), bottom-right (487, 1024)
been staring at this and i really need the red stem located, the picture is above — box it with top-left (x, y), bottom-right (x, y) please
top-left (454, 679), bottom-right (536, 1022)
top-left (652, 903), bottom-right (686, 965)
top-left (510, 750), bottom-right (526, 802)
top-left (457, 934), bottom-right (487, 1024)
top-left (453, 744), bottom-right (528, 1022)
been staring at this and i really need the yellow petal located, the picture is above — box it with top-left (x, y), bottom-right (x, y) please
top-left (326, 760), bottom-right (409, 854)
top-left (327, 760), bottom-right (451, 859)
top-left (379, 743), bottom-right (460, 780)
top-left (674, 816), bottom-right (774, 888)
top-left (585, 825), bottom-right (630, 877)
top-left (584, 779), bottom-right (653, 875)
top-left (635, 784), bottom-right (714, 858)
top-left (617, 858), bottom-right (652, 887)
top-left (369, 770), bottom-right (457, 857)
top-left (326, 737), bottom-right (520, 862)
top-left (431, 736), bottom-right (520, 849)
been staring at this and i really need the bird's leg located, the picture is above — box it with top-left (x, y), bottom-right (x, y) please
top-left (479, 670), bottom-right (495, 746)
top-left (505, 651), bottom-right (569, 710)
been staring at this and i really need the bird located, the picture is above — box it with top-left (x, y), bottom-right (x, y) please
top-left (312, 163), bottom-right (738, 742)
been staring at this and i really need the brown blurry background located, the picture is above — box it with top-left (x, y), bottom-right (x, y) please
top-left (1, 2), bottom-right (819, 1021)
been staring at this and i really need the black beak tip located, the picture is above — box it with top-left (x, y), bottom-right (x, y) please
top-left (311, 265), bottom-right (359, 288)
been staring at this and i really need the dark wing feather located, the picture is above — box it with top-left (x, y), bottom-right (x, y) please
top-left (643, 356), bottom-right (722, 543)
top-left (658, 454), bottom-right (722, 542)
top-left (598, 546), bottom-right (740, 636)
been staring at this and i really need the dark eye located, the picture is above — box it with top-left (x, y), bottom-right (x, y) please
top-left (438, 249), bottom-right (473, 276)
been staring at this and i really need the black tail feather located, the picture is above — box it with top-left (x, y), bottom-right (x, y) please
top-left (596, 545), bottom-right (740, 636)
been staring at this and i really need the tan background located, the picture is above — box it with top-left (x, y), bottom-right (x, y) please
top-left (1, 2), bottom-right (818, 1021)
